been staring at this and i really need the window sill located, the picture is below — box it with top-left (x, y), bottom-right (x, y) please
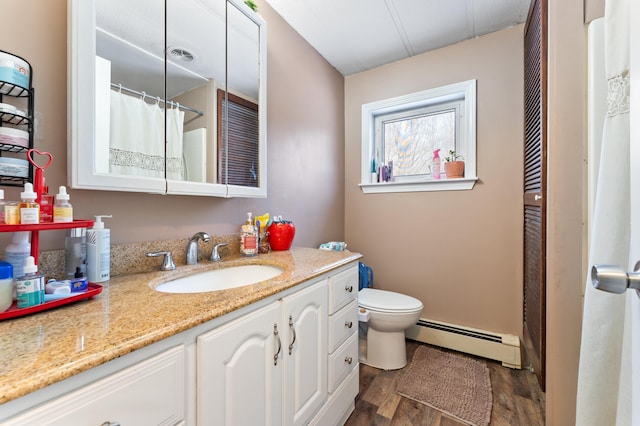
top-left (359, 177), bottom-right (478, 194)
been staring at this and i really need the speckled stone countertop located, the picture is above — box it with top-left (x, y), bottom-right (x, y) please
top-left (0, 247), bottom-right (361, 405)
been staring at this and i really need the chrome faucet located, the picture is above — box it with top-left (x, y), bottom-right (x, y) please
top-left (211, 243), bottom-right (228, 262)
top-left (186, 232), bottom-right (211, 265)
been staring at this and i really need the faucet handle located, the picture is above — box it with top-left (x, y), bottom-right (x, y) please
top-left (146, 251), bottom-right (176, 271)
top-left (211, 243), bottom-right (228, 262)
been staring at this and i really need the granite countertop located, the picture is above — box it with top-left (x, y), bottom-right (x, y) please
top-left (0, 247), bottom-right (362, 405)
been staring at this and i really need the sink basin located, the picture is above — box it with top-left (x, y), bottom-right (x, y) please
top-left (154, 265), bottom-right (283, 294)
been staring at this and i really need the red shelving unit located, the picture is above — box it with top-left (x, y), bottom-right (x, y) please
top-left (0, 220), bottom-right (95, 264)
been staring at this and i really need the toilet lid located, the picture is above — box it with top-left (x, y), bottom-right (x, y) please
top-left (358, 288), bottom-right (423, 313)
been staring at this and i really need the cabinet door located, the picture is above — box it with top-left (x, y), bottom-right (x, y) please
top-left (4, 346), bottom-right (185, 426)
top-left (198, 302), bottom-right (282, 425)
top-left (281, 281), bottom-right (328, 426)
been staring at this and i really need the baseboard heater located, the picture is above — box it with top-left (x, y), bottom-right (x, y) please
top-left (406, 318), bottom-right (521, 369)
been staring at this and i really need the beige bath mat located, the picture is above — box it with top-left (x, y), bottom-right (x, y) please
top-left (396, 345), bottom-right (492, 426)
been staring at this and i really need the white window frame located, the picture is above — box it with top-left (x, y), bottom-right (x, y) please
top-left (360, 80), bottom-right (478, 193)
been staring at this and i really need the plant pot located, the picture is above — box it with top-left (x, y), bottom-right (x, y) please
top-left (444, 161), bottom-right (464, 178)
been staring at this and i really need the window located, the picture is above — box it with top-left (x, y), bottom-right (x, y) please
top-left (360, 80), bottom-right (477, 193)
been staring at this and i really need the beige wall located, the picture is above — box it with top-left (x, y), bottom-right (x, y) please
top-left (345, 26), bottom-right (525, 336)
top-left (0, 0), bottom-right (345, 252)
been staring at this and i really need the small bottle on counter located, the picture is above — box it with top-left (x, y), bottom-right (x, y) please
top-left (240, 212), bottom-right (258, 256)
top-left (53, 186), bottom-right (73, 222)
top-left (16, 256), bottom-right (44, 308)
top-left (39, 179), bottom-right (54, 223)
top-left (19, 182), bottom-right (39, 224)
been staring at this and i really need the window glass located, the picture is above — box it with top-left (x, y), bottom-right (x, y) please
top-left (379, 107), bottom-right (457, 179)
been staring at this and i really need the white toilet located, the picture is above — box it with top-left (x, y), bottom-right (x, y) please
top-left (358, 287), bottom-right (423, 370)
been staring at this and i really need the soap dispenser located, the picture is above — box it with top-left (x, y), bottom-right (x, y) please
top-left (87, 215), bottom-right (112, 283)
top-left (240, 212), bottom-right (258, 256)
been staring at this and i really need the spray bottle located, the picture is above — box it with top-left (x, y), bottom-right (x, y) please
top-left (432, 149), bottom-right (441, 180)
top-left (87, 215), bottom-right (112, 283)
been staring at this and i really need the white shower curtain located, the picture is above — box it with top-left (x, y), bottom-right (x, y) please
top-left (109, 91), bottom-right (185, 180)
top-left (576, 0), bottom-right (632, 424)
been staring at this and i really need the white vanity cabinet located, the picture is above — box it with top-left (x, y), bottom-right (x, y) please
top-left (197, 280), bottom-right (328, 426)
top-left (2, 345), bottom-right (186, 426)
top-left (1, 260), bottom-right (360, 426)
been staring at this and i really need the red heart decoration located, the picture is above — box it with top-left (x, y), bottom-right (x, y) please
top-left (27, 149), bottom-right (53, 170)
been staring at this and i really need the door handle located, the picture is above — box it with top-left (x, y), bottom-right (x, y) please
top-left (591, 261), bottom-right (640, 295)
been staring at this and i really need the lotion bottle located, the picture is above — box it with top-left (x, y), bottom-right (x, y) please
top-left (87, 215), bottom-right (112, 283)
top-left (432, 149), bottom-right (441, 180)
top-left (5, 231), bottom-right (30, 300)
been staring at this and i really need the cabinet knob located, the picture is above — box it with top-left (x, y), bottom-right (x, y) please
top-left (345, 356), bottom-right (353, 365)
top-left (101, 422), bottom-right (121, 426)
top-left (345, 285), bottom-right (353, 293)
top-left (345, 321), bottom-right (353, 328)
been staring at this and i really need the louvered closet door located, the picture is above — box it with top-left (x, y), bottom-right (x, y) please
top-left (523, 0), bottom-right (547, 391)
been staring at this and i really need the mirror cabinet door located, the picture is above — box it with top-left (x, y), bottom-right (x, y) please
top-left (68, 0), bottom-right (265, 197)
top-left (223, 0), bottom-right (266, 198)
top-left (165, 0), bottom-right (227, 196)
top-left (69, 0), bottom-right (166, 193)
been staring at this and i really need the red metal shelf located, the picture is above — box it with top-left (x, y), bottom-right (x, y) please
top-left (0, 283), bottom-right (103, 320)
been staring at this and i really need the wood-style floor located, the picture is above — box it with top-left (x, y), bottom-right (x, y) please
top-left (345, 340), bottom-right (545, 426)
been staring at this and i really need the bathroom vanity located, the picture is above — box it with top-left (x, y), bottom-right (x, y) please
top-left (0, 248), bottom-right (361, 425)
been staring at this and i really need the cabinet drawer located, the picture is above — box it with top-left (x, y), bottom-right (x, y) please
top-left (328, 266), bottom-right (358, 314)
top-left (5, 346), bottom-right (186, 426)
top-left (328, 299), bottom-right (358, 353)
top-left (328, 333), bottom-right (358, 394)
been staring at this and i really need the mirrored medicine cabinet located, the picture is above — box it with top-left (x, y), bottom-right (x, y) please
top-left (68, 0), bottom-right (267, 197)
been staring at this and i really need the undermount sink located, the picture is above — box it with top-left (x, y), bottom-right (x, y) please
top-left (153, 265), bottom-right (284, 294)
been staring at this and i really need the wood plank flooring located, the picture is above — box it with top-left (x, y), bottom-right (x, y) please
top-left (345, 340), bottom-right (545, 426)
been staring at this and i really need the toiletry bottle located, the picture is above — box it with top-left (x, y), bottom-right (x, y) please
top-left (16, 256), bottom-right (44, 308)
top-left (0, 189), bottom-right (6, 224)
top-left (4, 194), bottom-right (19, 225)
top-left (19, 182), bottom-right (39, 224)
top-left (0, 260), bottom-right (13, 312)
top-left (240, 212), bottom-right (258, 256)
top-left (87, 215), bottom-right (112, 283)
top-left (65, 228), bottom-right (87, 280)
top-left (432, 149), bottom-right (441, 180)
top-left (70, 267), bottom-right (88, 293)
top-left (5, 231), bottom-right (30, 301)
top-left (53, 186), bottom-right (73, 222)
top-left (39, 179), bottom-right (54, 223)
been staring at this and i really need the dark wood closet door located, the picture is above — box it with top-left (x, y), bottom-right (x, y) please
top-left (523, 0), bottom-right (547, 391)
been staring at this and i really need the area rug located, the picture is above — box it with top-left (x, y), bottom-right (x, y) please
top-left (396, 346), bottom-right (492, 426)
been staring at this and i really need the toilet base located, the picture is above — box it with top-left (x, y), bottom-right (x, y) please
top-left (359, 327), bottom-right (408, 370)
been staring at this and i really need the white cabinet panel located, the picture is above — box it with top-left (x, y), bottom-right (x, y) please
top-left (328, 333), bottom-right (359, 394)
top-left (197, 302), bottom-right (282, 426)
top-left (282, 281), bottom-right (328, 426)
top-left (328, 266), bottom-right (358, 314)
top-left (4, 346), bottom-right (186, 426)
top-left (328, 299), bottom-right (358, 353)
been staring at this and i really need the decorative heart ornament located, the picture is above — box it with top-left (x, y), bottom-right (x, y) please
top-left (27, 148), bottom-right (53, 170)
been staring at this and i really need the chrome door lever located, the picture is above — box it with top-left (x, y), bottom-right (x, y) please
top-left (591, 261), bottom-right (640, 295)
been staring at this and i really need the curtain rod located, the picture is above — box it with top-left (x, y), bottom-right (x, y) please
top-left (110, 83), bottom-right (205, 117)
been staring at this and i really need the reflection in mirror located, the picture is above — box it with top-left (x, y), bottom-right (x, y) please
top-left (68, 0), bottom-right (266, 196)
top-left (223, 0), bottom-right (266, 197)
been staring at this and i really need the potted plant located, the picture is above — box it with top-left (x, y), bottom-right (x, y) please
top-left (444, 149), bottom-right (465, 178)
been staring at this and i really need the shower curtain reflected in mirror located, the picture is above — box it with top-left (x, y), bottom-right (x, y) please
top-left (109, 90), bottom-right (185, 180)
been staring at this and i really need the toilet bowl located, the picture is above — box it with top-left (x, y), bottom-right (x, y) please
top-left (358, 288), bottom-right (423, 370)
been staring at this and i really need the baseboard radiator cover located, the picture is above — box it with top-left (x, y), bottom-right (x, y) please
top-left (406, 318), bottom-right (522, 369)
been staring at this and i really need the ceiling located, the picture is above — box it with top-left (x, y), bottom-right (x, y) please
top-left (266, 0), bottom-right (532, 76)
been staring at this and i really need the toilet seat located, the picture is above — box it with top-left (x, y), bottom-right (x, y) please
top-left (359, 288), bottom-right (423, 313)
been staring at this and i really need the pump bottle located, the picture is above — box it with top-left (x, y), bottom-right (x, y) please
top-left (240, 212), bottom-right (258, 256)
top-left (87, 215), bottom-right (112, 283)
top-left (432, 149), bottom-right (441, 180)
